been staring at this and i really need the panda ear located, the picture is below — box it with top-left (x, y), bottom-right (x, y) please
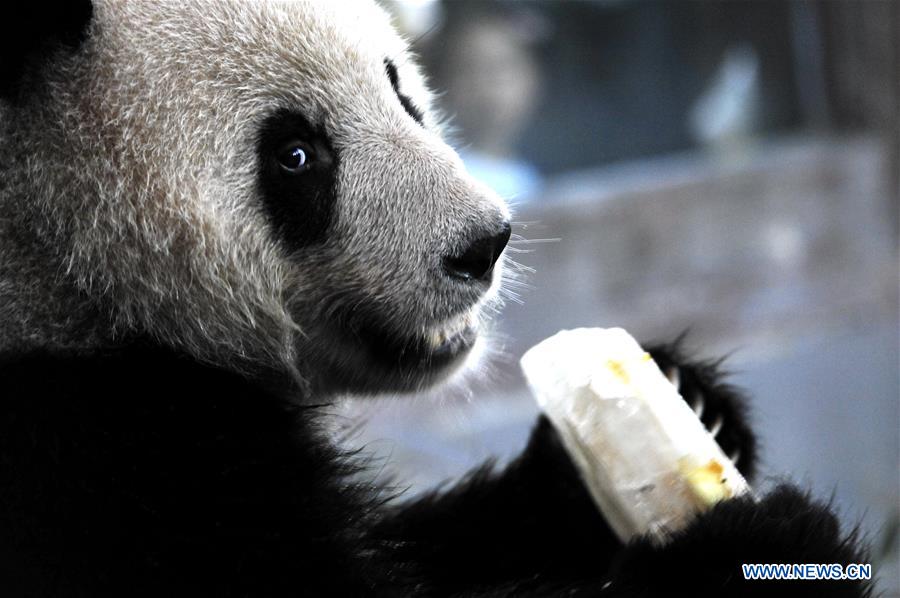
top-left (0, 0), bottom-right (94, 100)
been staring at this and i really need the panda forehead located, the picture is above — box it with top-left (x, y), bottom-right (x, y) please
top-left (96, 0), bottom-right (427, 129)
top-left (267, 2), bottom-right (429, 128)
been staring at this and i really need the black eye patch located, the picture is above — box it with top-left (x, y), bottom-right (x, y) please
top-left (255, 110), bottom-right (338, 250)
top-left (384, 58), bottom-right (424, 126)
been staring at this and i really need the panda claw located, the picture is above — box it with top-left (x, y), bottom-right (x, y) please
top-left (729, 448), bottom-right (741, 464)
top-left (708, 414), bottom-right (723, 438)
top-left (665, 366), bottom-right (680, 390)
top-left (690, 393), bottom-right (704, 418)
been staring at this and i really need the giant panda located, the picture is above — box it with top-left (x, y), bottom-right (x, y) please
top-left (0, 1), bottom-right (871, 596)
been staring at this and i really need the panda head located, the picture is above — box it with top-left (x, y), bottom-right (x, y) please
top-left (1, 0), bottom-right (511, 395)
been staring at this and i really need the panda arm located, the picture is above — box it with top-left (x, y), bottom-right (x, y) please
top-left (374, 414), bottom-right (618, 592)
top-left (374, 344), bottom-right (736, 590)
top-left (374, 346), bottom-right (872, 596)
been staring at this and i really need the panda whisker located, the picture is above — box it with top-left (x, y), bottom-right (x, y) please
top-left (501, 280), bottom-right (533, 293)
top-left (497, 287), bottom-right (525, 305)
top-left (502, 246), bottom-right (533, 255)
top-left (501, 258), bottom-right (535, 275)
top-left (507, 237), bottom-right (561, 245)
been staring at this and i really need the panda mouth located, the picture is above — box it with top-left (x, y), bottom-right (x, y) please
top-left (357, 309), bottom-right (479, 373)
top-left (421, 312), bottom-right (478, 360)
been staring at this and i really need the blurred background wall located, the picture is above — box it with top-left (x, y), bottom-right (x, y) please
top-left (340, 1), bottom-right (899, 593)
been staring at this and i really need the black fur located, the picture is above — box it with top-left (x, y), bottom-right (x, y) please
top-left (0, 342), bottom-right (872, 596)
top-left (384, 59), bottom-right (425, 125)
top-left (256, 109), bottom-right (339, 249)
top-left (607, 486), bottom-right (871, 597)
top-left (0, 344), bottom-right (390, 597)
top-left (0, 1), bottom-right (93, 101)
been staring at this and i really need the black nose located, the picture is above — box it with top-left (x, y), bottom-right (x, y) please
top-left (443, 221), bottom-right (511, 282)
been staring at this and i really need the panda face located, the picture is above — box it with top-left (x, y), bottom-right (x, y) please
top-left (6, 0), bottom-right (510, 394)
top-left (243, 11), bottom-right (512, 393)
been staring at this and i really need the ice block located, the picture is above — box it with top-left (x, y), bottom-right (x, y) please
top-left (520, 327), bottom-right (751, 544)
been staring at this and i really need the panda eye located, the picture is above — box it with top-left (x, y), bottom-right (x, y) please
top-left (276, 141), bottom-right (313, 173)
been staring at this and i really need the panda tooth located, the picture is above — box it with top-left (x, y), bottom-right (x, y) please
top-left (429, 330), bottom-right (443, 348)
top-left (426, 309), bottom-right (477, 349)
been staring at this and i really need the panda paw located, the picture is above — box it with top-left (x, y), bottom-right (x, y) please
top-left (605, 484), bottom-right (872, 597)
top-left (647, 341), bottom-right (757, 479)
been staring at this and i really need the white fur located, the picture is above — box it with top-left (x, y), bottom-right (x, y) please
top-left (0, 0), bottom-right (509, 394)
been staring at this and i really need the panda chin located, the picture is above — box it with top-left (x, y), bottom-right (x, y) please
top-left (362, 311), bottom-right (479, 377)
top-left (310, 307), bottom-right (482, 395)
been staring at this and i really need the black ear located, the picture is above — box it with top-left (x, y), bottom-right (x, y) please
top-left (0, 1), bottom-right (94, 100)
